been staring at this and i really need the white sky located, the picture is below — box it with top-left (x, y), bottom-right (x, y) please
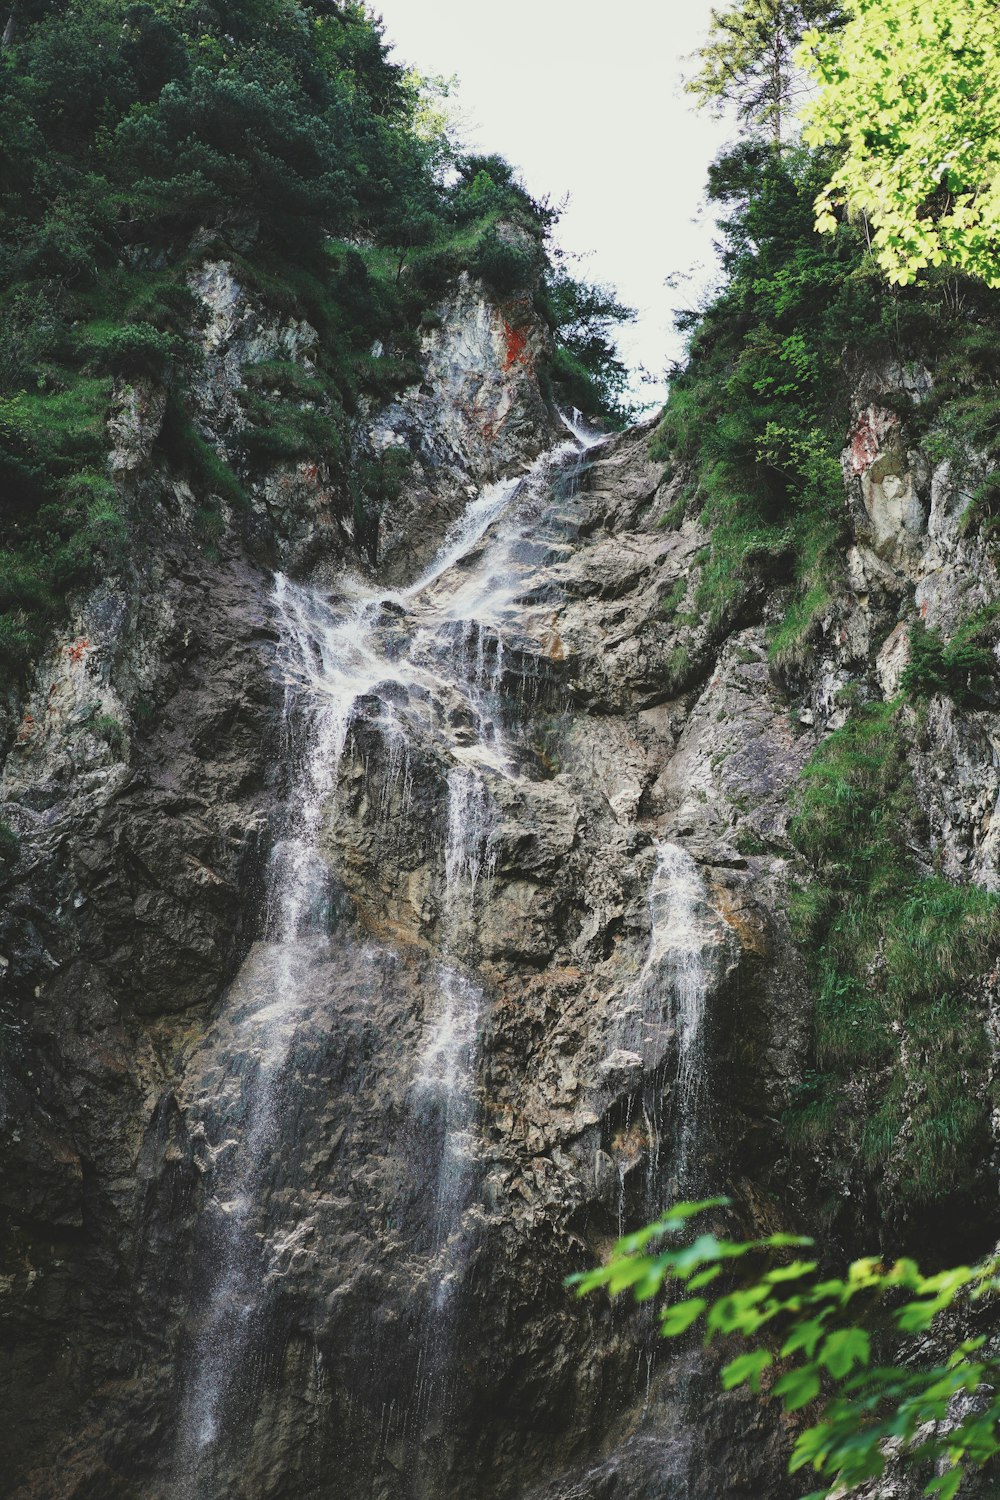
top-left (373, 0), bottom-right (733, 407)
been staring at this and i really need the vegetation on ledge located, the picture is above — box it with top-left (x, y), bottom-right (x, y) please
top-left (666, 0), bottom-right (1000, 1245)
top-left (0, 0), bottom-right (633, 696)
top-left (651, 141), bottom-right (1000, 661)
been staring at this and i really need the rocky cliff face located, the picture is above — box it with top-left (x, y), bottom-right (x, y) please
top-left (2, 262), bottom-right (999, 1500)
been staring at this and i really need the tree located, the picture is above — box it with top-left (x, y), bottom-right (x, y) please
top-left (542, 263), bottom-right (635, 424)
top-left (800, 0), bottom-right (1000, 287)
top-left (573, 1200), bottom-right (1000, 1499)
top-left (686, 0), bottom-right (844, 146)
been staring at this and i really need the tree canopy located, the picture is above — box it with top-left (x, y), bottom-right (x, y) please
top-left (686, 0), bottom-right (843, 145)
top-left (800, 0), bottom-right (1000, 286)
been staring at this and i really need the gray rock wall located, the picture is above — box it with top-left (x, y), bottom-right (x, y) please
top-left (2, 284), bottom-right (999, 1500)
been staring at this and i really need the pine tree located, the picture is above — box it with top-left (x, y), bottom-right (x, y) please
top-left (686, 0), bottom-right (843, 146)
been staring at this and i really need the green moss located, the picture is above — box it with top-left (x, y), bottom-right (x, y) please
top-left (692, 514), bottom-right (790, 629)
top-left (786, 700), bottom-right (1000, 1210)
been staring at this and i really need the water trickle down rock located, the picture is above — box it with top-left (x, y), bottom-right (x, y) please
top-left (169, 574), bottom-right (360, 1498)
top-left (620, 840), bottom-right (731, 1206)
top-left (158, 422), bottom-right (604, 1499)
top-left (22, 306), bottom-right (1000, 1500)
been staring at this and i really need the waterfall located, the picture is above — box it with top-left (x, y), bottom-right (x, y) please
top-left (168, 419), bottom-right (605, 1496)
top-left (169, 581), bottom-right (361, 1497)
top-left (645, 842), bottom-right (714, 1194)
top-left (607, 840), bottom-right (720, 1217)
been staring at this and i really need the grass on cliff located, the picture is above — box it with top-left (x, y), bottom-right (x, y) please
top-left (786, 699), bottom-right (1000, 1215)
top-left (653, 141), bottom-right (1000, 664)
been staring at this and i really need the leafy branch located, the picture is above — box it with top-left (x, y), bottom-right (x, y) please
top-left (570, 1199), bottom-right (1000, 1498)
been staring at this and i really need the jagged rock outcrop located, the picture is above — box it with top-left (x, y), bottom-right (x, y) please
top-left (3, 276), bottom-right (1000, 1500)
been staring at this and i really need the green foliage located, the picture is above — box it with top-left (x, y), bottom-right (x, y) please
top-left (665, 644), bottom-right (694, 692)
top-left (91, 712), bottom-right (125, 755)
top-left (573, 1199), bottom-right (1000, 1498)
top-left (652, 143), bottom-right (875, 636)
top-left (0, 374), bottom-right (124, 685)
top-left (901, 610), bottom-right (999, 707)
top-left (687, 0), bottom-right (844, 145)
top-left (237, 389), bottom-right (346, 468)
top-left (467, 228), bottom-right (537, 296)
top-left (0, 0), bottom-right (632, 689)
top-left (537, 266), bottom-right (635, 425)
top-left (768, 580), bottom-right (830, 668)
top-left (659, 577), bottom-right (688, 621)
top-left (801, 0), bottom-right (1000, 287)
top-left (76, 321), bottom-right (194, 381)
top-left (653, 139), bottom-right (1000, 655)
top-left (351, 445), bottom-right (414, 564)
top-left (156, 395), bottom-right (248, 511)
top-left (787, 701), bottom-right (1000, 1209)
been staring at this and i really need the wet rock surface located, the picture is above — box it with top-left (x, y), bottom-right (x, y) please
top-left (3, 307), bottom-right (1000, 1500)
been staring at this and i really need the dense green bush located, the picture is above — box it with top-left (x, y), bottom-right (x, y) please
top-left (467, 229), bottom-right (538, 296)
top-left (901, 611), bottom-right (999, 707)
top-left (651, 143), bottom-right (871, 637)
top-left (538, 270), bottom-right (635, 425)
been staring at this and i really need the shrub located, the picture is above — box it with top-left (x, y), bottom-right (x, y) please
top-left (468, 228), bottom-right (538, 295)
top-left (156, 396), bottom-right (248, 510)
top-left (574, 1198), bottom-right (1000, 1500)
top-left (901, 611), bottom-right (999, 707)
top-left (92, 713), bottom-right (125, 756)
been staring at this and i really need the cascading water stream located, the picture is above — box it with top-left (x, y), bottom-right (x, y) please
top-left (589, 843), bottom-right (726, 1500)
top-left (170, 582), bottom-right (361, 1498)
top-left (644, 842), bottom-right (715, 1195)
top-left (169, 416), bottom-right (605, 1496)
top-left (401, 766), bottom-right (500, 1481)
top-left (608, 840), bottom-right (720, 1232)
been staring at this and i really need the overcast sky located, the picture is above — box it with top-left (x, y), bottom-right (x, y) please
top-left (373, 0), bottom-right (733, 406)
